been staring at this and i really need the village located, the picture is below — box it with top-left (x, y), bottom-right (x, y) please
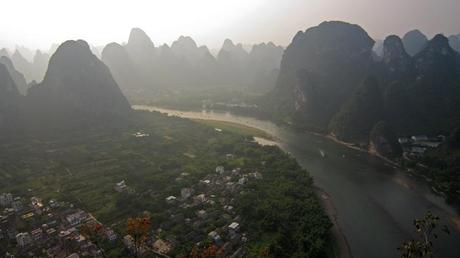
top-left (0, 191), bottom-right (111, 257)
top-left (115, 157), bottom-right (263, 257)
top-left (1, 154), bottom-right (263, 258)
top-left (398, 134), bottom-right (445, 159)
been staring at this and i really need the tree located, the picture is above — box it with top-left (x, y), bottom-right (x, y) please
top-left (126, 215), bottom-right (152, 258)
top-left (80, 222), bottom-right (107, 257)
top-left (180, 242), bottom-right (219, 258)
top-left (398, 211), bottom-right (450, 258)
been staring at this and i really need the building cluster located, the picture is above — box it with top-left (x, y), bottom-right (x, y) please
top-left (1, 193), bottom-right (116, 258)
top-left (2, 156), bottom-right (264, 257)
top-left (123, 163), bottom-right (263, 257)
top-left (201, 100), bottom-right (259, 110)
top-left (398, 135), bottom-right (445, 158)
top-left (114, 180), bottom-right (135, 194)
top-left (132, 131), bottom-right (150, 138)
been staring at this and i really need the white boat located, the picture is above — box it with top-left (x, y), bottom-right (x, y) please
top-left (319, 150), bottom-right (326, 158)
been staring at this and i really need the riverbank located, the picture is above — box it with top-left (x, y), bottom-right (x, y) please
top-left (132, 105), bottom-right (460, 257)
top-left (322, 131), bottom-right (460, 216)
top-left (323, 133), bottom-right (401, 168)
top-left (197, 119), bottom-right (354, 257)
top-left (314, 187), bottom-right (353, 258)
top-left (192, 118), bottom-right (276, 141)
top-left (134, 105), bottom-right (352, 257)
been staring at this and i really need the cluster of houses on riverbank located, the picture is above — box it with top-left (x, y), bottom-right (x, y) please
top-left (398, 135), bottom-right (445, 159)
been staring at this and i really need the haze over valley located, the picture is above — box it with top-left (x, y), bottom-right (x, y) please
top-left (1, 1), bottom-right (460, 258)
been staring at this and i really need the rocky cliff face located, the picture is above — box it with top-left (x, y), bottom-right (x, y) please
top-left (382, 36), bottom-right (414, 78)
top-left (268, 23), bottom-right (460, 158)
top-left (414, 34), bottom-right (459, 78)
top-left (329, 35), bottom-right (413, 143)
top-left (0, 63), bottom-right (20, 97)
top-left (269, 21), bottom-right (375, 129)
top-left (378, 35), bottom-right (417, 89)
top-left (329, 76), bottom-right (384, 142)
top-left (401, 34), bottom-right (460, 134)
top-left (0, 56), bottom-right (28, 95)
top-left (369, 121), bottom-right (402, 158)
top-left (331, 34), bottom-right (460, 146)
top-left (27, 40), bottom-right (131, 125)
top-left (0, 63), bottom-right (22, 135)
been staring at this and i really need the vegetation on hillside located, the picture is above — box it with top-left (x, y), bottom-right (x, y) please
top-left (418, 128), bottom-right (460, 204)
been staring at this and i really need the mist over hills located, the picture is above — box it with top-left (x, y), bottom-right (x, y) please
top-left (0, 30), bottom-right (286, 133)
top-left (101, 28), bottom-right (284, 94)
top-left (1, 22), bottom-right (460, 145)
top-left (2, 26), bottom-right (460, 100)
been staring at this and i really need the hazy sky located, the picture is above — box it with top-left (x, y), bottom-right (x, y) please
top-left (1, 0), bottom-right (459, 51)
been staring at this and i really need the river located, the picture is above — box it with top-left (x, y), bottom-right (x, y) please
top-left (134, 105), bottom-right (460, 258)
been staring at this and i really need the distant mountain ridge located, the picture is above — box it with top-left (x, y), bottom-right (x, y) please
top-left (101, 28), bottom-right (284, 94)
top-left (0, 47), bottom-right (50, 83)
top-left (1, 22), bottom-right (459, 147)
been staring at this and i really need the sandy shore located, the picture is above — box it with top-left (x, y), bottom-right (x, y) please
top-left (316, 132), bottom-right (401, 168)
top-left (314, 187), bottom-right (353, 258)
